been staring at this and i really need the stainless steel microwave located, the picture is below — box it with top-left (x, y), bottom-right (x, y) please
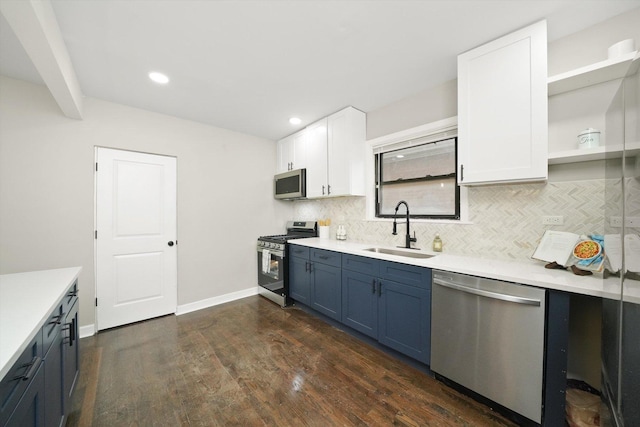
top-left (274, 168), bottom-right (306, 200)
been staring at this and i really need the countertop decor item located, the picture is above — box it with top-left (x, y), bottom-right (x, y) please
top-left (608, 39), bottom-right (635, 59)
top-left (577, 128), bottom-right (600, 149)
top-left (433, 234), bottom-right (443, 252)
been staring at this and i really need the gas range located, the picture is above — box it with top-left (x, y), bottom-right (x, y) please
top-left (257, 221), bottom-right (318, 250)
top-left (257, 221), bottom-right (317, 307)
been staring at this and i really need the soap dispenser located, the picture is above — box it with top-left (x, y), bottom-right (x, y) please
top-left (432, 233), bottom-right (443, 252)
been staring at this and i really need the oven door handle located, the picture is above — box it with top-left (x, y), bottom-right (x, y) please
top-left (256, 247), bottom-right (284, 258)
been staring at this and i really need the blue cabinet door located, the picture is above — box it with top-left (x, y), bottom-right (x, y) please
top-left (289, 255), bottom-right (310, 305)
top-left (4, 363), bottom-right (45, 427)
top-left (342, 270), bottom-right (378, 338)
top-left (62, 299), bottom-right (79, 415)
top-left (311, 262), bottom-right (342, 321)
top-left (44, 330), bottom-right (64, 427)
top-left (378, 279), bottom-right (431, 364)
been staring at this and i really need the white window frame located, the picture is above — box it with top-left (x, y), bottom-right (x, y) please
top-left (365, 117), bottom-right (470, 223)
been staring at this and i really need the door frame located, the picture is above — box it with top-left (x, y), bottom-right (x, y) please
top-left (93, 146), bottom-right (178, 332)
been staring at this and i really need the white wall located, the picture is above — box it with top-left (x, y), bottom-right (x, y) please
top-left (0, 76), bottom-right (293, 328)
top-left (366, 79), bottom-right (457, 140)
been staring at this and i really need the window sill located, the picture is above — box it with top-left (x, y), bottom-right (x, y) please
top-left (364, 217), bottom-right (474, 225)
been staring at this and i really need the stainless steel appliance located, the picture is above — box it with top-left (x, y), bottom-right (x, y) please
top-left (274, 168), bottom-right (306, 200)
top-left (431, 270), bottom-right (547, 424)
top-left (257, 221), bottom-right (316, 306)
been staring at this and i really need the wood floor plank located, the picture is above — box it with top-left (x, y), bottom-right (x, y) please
top-left (67, 296), bottom-right (517, 426)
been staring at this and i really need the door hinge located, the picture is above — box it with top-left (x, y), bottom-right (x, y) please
top-left (95, 298), bottom-right (98, 307)
top-left (94, 230), bottom-right (97, 239)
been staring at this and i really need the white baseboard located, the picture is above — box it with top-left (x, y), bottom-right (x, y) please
top-left (77, 287), bottom-right (259, 336)
top-left (176, 286), bottom-right (259, 316)
top-left (79, 324), bottom-right (95, 338)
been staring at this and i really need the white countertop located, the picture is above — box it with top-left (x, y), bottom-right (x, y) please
top-left (0, 267), bottom-right (82, 380)
top-left (290, 238), bottom-right (639, 304)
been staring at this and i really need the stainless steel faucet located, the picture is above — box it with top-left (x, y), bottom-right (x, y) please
top-left (392, 200), bottom-right (417, 249)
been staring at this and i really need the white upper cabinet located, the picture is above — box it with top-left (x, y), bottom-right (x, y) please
top-left (276, 129), bottom-right (307, 173)
top-left (305, 107), bottom-right (366, 198)
top-left (305, 118), bottom-right (329, 197)
top-left (457, 20), bottom-right (548, 185)
top-left (327, 107), bottom-right (366, 197)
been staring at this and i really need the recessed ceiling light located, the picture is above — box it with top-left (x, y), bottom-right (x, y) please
top-left (289, 117), bottom-right (301, 125)
top-left (148, 71), bottom-right (169, 84)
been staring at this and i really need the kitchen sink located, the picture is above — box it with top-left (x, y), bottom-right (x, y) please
top-left (362, 247), bottom-right (434, 259)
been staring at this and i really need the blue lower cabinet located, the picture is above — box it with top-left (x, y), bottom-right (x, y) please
top-left (342, 269), bottom-right (378, 338)
top-left (378, 279), bottom-right (431, 364)
top-left (289, 247), bottom-right (432, 365)
top-left (311, 262), bottom-right (342, 321)
top-left (289, 255), bottom-right (311, 305)
top-left (342, 254), bottom-right (431, 364)
top-left (1, 281), bottom-right (79, 427)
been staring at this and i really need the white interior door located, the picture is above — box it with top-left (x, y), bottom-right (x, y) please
top-left (96, 148), bottom-right (177, 330)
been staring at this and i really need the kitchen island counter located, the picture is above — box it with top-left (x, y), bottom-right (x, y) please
top-left (0, 267), bottom-right (82, 380)
top-left (290, 238), bottom-right (637, 303)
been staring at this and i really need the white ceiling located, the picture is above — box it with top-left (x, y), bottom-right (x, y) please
top-left (1, 0), bottom-right (639, 140)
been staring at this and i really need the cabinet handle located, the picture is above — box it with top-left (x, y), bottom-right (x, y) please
top-left (371, 279), bottom-right (376, 294)
top-left (318, 255), bottom-right (329, 260)
top-left (49, 312), bottom-right (65, 325)
top-left (70, 318), bottom-right (76, 346)
top-left (460, 164), bottom-right (464, 182)
top-left (327, 185), bottom-right (331, 195)
top-left (378, 281), bottom-right (382, 297)
top-left (322, 185), bottom-right (325, 195)
top-left (13, 357), bottom-right (41, 382)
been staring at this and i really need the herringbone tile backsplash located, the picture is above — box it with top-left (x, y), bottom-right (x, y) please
top-left (293, 179), bottom-right (621, 262)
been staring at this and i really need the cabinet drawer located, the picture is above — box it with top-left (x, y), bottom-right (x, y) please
top-left (0, 333), bottom-right (42, 426)
top-left (311, 248), bottom-right (341, 268)
top-left (379, 261), bottom-right (431, 289)
top-left (62, 280), bottom-right (79, 314)
top-left (42, 303), bottom-right (63, 357)
top-left (289, 245), bottom-right (309, 259)
top-left (342, 254), bottom-right (379, 275)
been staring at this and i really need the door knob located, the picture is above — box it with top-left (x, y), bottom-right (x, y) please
top-left (168, 241), bottom-right (174, 247)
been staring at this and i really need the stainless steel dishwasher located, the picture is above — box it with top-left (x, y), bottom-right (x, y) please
top-left (431, 270), bottom-right (546, 424)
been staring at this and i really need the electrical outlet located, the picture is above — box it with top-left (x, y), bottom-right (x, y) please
top-left (626, 217), bottom-right (640, 227)
top-left (542, 215), bottom-right (564, 225)
top-left (610, 216), bottom-right (640, 227)
top-left (610, 216), bottom-right (623, 227)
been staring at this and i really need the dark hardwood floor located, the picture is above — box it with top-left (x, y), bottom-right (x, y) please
top-left (66, 296), bottom-right (516, 426)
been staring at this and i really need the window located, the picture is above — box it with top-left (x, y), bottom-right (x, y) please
top-left (375, 137), bottom-right (459, 219)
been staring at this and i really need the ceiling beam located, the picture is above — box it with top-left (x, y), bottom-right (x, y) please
top-left (0, 0), bottom-right (83, 119)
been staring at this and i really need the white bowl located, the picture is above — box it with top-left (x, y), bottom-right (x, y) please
top-left (573, 240), bottom-right (602, 261)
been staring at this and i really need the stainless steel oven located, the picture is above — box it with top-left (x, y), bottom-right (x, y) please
top-left (257, 241), bottom-right (286, 305)
top-left (257, 221), bottom-right (317, 307)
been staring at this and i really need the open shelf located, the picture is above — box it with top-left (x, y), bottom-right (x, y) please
top-left (549, 141), bottom-right (640, 165)
top-left (548, 51), bottom-right (638, 96)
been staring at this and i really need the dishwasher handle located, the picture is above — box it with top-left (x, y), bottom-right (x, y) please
top-left (433, 277), bottom-right (541, 306)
